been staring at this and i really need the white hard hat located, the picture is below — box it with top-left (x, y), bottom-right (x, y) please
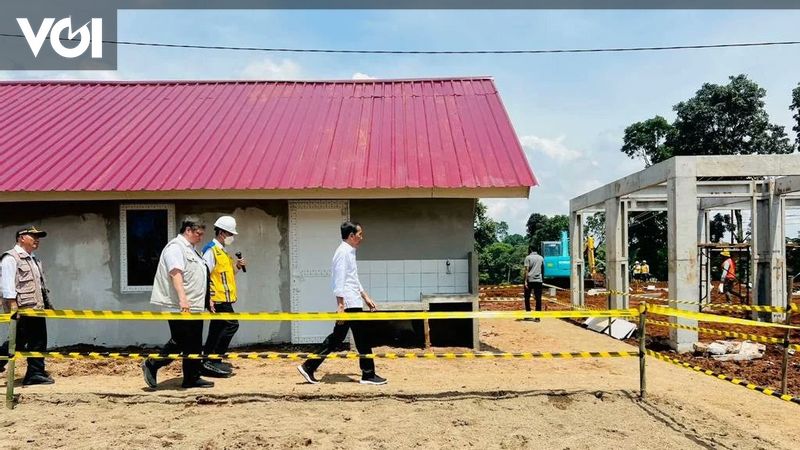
top-left (214, 216), bottom-right (238, 235)
top-left (642, 260), bottom-right (646, 263)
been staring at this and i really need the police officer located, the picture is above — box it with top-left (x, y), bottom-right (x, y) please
top-left (0, 226), bottom-right (54, 385)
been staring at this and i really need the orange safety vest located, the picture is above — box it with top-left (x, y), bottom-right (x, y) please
top-left (722, 258), bottom-right (736, 280)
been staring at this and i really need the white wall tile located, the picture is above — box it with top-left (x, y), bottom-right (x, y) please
top-left (360, 279), bottom-right (371, 292)
top-left (404, 260), bottom-right (421, 274)
top-left (421, 286), bottom-right (438, 295)
top-left (359, 261), bottom-right (371, 274)
top-left (455, 273), bottom-right (469, 290)
top-left (404, 273), bottom-right (421, 288)
top-left (370, 273), bottom-right (387, 288)
top-left (421, 273), bottom-right (438, 288)
top-left (438, 272), bottom-right (455, 287)
top-left (454, 259), bottom-right (469, 273)
top-left (387, 273), bottom-right (404, 287)
top-left (387, 260), bottom-right (404, 274)
top-left (371, 287), bottom-right (387, 301)
top-left (438, 286), bottom-right (456, 294)
top-left (370, 260), bottom-right (387, 274)
top-left (421, 260), bottom-right (439, 273)
top-left (404, 288), bottom-right (421, 301)
top-left (388, 287), bottom-right (404, 301)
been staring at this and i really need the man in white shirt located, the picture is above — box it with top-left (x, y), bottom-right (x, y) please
top-left (297, 221), bottom-right (387, 385)
top-left (142, 217), bottom-right (214, 389)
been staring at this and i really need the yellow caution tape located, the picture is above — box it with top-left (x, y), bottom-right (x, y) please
top-left (646, 305), bottom-right (800, 330)
top-left (645, 319), bottom-right (783, 344)
top-left (479, 296), bottom-right (524, 302)
top-left (479, 284), bottom-right (525, 291)
top-left (15, 308), bottom-right (639, 321)
top-left (646, 350), bottom-right (800, 404)
top-left (790, 344), bottom-right (800, 352)
top-left (0, 314), bottom-right (10, 323)
top-left (12, 350), bottom-right (639, 360)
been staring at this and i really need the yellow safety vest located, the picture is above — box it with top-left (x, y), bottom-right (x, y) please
top-left (209, 244), bottom-right (237, 303)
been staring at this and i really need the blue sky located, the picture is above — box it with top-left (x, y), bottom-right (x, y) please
top-left (3, 9), bottom-right (800, 235)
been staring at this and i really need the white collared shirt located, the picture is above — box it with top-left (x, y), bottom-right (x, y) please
top-left (1, 245), bottom-right (42, 300)
top-left (162, 234), bottom-right (199, 272)
top-left (331, 241), bottom-right (364, 309)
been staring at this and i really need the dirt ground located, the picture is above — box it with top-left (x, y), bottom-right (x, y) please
top-left (2, 316), bottom-right (799, 449)
top-left (481, 281), bottom-right (800, 394)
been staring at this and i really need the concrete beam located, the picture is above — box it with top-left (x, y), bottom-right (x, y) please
top-left (695, 154), bottom-right (800, 178)
top-left (668, 158), bottom-right (699, 352)
top-left (776, 175), bottom-right (800, 195)
top-left (570, 158), bottom-right (672, 212)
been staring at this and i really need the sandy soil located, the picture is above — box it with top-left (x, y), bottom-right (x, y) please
top-left (1, 317), bottom-right (798, 449)
top-left (482, 282), bottom-right (800, 393)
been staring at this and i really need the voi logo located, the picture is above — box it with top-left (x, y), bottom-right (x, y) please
top-left (16, 17), bottom-right (103, 58)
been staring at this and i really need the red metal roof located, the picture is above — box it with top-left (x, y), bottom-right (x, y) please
top-left (0, 78), bottom-right (536, 196)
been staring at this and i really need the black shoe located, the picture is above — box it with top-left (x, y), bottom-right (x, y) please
top-left (297, 365), bottom-right (320, 384)
top-left (201, 361), bottom-right (232, 378)
top-left (360, 373), bottom-right (387, 385)
top-left (141, 360), bottom-right (158, 388)
top-left (182, 378), bottom-right (214, 389)
top-left (218, 361), bottom-right (233, 371)
top-left (533, 318), bottom-right (541, 323)
top-left (0, 361), bottom-right (6, 374)
top-left (23, 374), bottom-right (54, 386)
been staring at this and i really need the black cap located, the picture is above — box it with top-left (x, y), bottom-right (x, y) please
top-left (16, 226), bottom-right (47, 238)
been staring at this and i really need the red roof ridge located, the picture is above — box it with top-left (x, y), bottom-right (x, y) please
top-left (0, 76), bottom-right (495, 86)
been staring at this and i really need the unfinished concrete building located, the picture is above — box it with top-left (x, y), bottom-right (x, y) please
top-left (569, 155), bottom-right (800, 352)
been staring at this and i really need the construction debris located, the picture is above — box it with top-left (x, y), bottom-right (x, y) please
top-left (693, 340), bottom-right (766, 361)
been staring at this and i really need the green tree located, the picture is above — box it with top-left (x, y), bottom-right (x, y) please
top-left (526, 213), bottom-right (569, 255)
top-left (621, 115), bottom-right (674, 167)
top-left (474, 201), bottom-right (499, 253)
top-left (668, 75), bottom-right (793, 156)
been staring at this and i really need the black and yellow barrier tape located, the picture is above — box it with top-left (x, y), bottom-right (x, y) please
top-left (645, 319), bottom-right (784, 344)
top-left (479, 284), bottom-right (525, 291)
top-left (11, 350), bottom-right (639, 360)
top-left (646, 305), bottom-right (800, 330)
top-left (610, 289), bottom-right (796, 314)
top-left (15, 308), bottom-right (639, 321)
top-left (790, 344), bottom-right (800, 352)
top-left (646, 350), bottom-right (800, 404)
top-left (479, 296), bottom-right (524, 302)
top-left (0, 314), bottom-right (10, 323)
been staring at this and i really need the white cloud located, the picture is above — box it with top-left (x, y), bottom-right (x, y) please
top-left (240, 58), bottom-right (301, 80)
top-left (352, 72), bottom-right (376, 80)
top-left (519, 135), bottom-right (582, 162)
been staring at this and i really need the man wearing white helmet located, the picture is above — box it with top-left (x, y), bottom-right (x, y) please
top-left (201, 215), bottom-right (246, 377)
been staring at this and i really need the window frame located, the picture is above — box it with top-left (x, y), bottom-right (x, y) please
top-left (119, 203), bottom-right (176, 293)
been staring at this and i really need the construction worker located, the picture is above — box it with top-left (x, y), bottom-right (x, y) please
top-left (720, 250), bottom-right (740, 303)
top-left (523, 244), bottom-right (544, 322)
top-left (201, 216), bottom-right (246, 377)
top-left (0, 226), bottom-right (54, 385)
top-left (632, 261), bottom-right (642, 282)
top-left (640, 260), bottom-right (650, 281)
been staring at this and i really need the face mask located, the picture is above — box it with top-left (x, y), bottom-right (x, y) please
top-left (223, 236), bottom-right (235, 246)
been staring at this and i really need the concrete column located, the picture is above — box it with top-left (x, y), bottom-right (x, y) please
top-left (667, 158), bottom-right (698, 352)
top-left (697, 210), bottom-right (710, 303)
top-left (569, 211), bottom-right (585, 307)
top-left (753, 180), bottom-right (786, 321)
top-left (604, 198), bottom-right (629, 309)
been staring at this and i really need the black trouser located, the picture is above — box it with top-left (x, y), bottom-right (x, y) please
top-left (302, 308), bottom-right (375, 375)
top-left (204, 302), bottom-right (239, 355)
top-left (524, 281), bottom-right (543, 312)
top-left (0, 316), bottom-right (47, 377)
top-left (149, 319), bottom-right (204, 382)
